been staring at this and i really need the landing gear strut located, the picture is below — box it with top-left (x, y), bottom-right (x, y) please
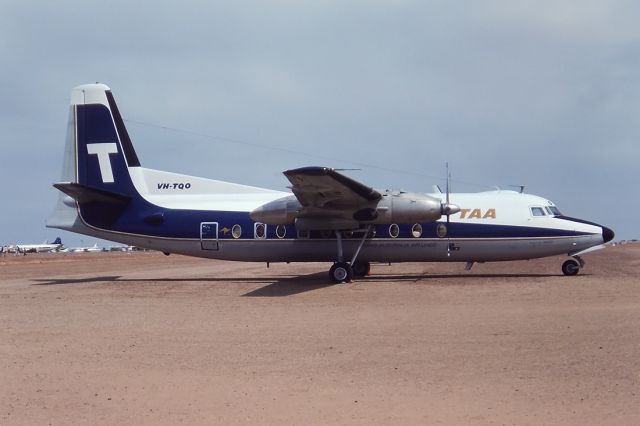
top-left (328, 226), bottom-right (372, 283)
top-left (562, 256), bottom-right (584, 276)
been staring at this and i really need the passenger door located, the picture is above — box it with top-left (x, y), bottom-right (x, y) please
top-left (200, 222), bottom-right (219, 250)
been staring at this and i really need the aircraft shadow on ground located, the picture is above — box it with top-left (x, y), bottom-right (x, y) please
top-left (31, 271), bottom-right (574, 295)
top-left (366, 272), bottom-right (566, 281)
top-left (31, 272), bottom-right (337, 297)
top-left (242, 272), bottom-right (337, 297)
top-left (32, 276), bottom-right (122, 286)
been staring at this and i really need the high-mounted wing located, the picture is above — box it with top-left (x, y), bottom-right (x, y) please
top-left (283, 167), bottom-right (381, 209)
top-left (250, 166), bottom-right (452, 231)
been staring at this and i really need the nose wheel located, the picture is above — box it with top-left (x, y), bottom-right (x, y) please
top-left (562, 256), bottom-right (584, 276)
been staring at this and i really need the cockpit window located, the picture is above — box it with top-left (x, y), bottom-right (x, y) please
top-left (547, 206), bottom-right (562, 216)
top-left (530, 207), bottom-right (546, 217)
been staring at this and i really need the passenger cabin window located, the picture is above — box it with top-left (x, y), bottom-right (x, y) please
top-left (530, 207), bottom-right (546, 217)
top-left (254, 223), bottom-right (266, 239)
top-left (232, 224), bottom-right (242, 239)
top-left (411, 224), bottom-right (422, 238)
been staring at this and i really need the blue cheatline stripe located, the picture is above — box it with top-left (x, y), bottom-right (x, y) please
top-left (78, 202), bottom-right (595, 241)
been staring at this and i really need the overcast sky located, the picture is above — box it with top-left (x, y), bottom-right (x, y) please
top-left (1, 0), bottom-right (637, 247)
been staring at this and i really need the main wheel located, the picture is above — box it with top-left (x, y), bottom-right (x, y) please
top-left (351, 261), bottom-right (371, 277)
top-left (562, 259), bottom-right (580, 276)
top-left (329, 262), bottom-right (353, 283)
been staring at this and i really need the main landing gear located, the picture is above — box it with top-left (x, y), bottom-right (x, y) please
top-left (330, 262), bottom-right (353, 283)
top-left (329, 261), bottom-right (371, 283)
top-left (351, 260), bottom-right (371, 277)
top-left (562, 256), bottom-right (584, 276)
top-left (328, 227), bottom-right (372, 283)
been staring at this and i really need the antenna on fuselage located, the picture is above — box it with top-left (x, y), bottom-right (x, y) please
top-left (509, 185), bottom-right (525, 194)
top-left (446, 163), bottom-right (453, 257)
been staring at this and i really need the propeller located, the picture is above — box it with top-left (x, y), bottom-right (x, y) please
top-left (441, 163), bottom-right (460, 257)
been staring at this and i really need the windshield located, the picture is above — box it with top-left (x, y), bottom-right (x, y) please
top-left (546, 206), bottom-right (562, 216)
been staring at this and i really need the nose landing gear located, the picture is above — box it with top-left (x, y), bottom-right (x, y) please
top-left (562, 256), bottom-right (584, 276)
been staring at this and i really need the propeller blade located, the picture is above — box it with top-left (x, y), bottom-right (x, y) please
top-left (445, 162), bottom-right (450, 206)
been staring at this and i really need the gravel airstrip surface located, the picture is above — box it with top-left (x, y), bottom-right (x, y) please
top-left (1, 244), bottom-right (639, 425)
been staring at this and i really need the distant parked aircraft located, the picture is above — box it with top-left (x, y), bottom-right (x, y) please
top-left (16, 237), bottom-right (63, 254)
top-left (108, 245), bottom-right (135, 252)
top-left (61, 242), bottom-right (102, 253)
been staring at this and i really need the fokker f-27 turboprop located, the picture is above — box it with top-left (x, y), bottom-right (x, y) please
top-left (47, 84), bottom-right (615, 282)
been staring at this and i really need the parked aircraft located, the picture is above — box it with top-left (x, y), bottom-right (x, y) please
top-left (1, 245), bottom-right (16, 254)
top-left (47, 84), bottom-right (614, 282)
top-left (61, 243), bottom-right (102, 253)
top-left (16, 237), bottom-right (63, 254)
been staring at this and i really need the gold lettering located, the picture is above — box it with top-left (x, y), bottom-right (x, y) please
top-left (469, 209), bottom-right (482, 218)
top-left (459, 208), bottom-right (470, 219)
top-left (483, 208), bottom-right (496, 219)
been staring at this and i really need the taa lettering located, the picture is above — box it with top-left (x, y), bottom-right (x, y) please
top-left (459, 208), bottom-right (496, 219)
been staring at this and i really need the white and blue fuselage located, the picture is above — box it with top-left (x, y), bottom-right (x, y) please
top-left (47, 84), bottom-right (614, 279)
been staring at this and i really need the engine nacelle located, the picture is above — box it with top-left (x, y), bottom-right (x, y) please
top-left (250, 192), bottom-right (459, 228)
top-left (374, 192), bottom-right (445, 223)
top-left (250, 195), bottom-right (301, 225)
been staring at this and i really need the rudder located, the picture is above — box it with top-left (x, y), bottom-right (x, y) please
top-left (73, 84), bottom-right (140, 197)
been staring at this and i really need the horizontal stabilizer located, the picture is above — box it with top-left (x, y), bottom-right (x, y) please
top-left (53, 182), bottom-right (131, 205)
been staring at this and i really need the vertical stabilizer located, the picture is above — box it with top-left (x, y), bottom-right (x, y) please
top-left (48, 84), bottom-right (141, 231)
top-left (72, 84), bottom-right (140, 195)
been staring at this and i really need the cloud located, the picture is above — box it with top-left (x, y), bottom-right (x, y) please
top-left (0, 0), bottom-right (637, 243)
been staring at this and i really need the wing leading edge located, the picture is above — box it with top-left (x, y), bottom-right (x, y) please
top-left (251, 167), bottom-right (451, 231)
top-left (283, 167), bottom-right (381, 209)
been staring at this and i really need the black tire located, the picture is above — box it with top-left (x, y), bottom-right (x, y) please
top-left (562, 259), bottom-right (580, 276)
top-left (352, 261), bottom-right (371, 277)
top-left (329, 262), bottom-right (353, 283)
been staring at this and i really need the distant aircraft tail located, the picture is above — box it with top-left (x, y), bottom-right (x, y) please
top-left (52, 237), bottom-right (62, 245)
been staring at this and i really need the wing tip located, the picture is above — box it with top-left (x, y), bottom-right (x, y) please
top-left (283, 166), bottom-right (333, 177)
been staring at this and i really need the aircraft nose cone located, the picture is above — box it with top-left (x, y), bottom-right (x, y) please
top-left (602, 226), bottom-right (615, 243)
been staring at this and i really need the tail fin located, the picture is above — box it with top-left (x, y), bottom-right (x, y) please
top-left (48, 84), bottom-right (143, 230)
top-left (53, 237), bottom-right (62, 245)
top-left (72, 84), bottom-right (140, 196)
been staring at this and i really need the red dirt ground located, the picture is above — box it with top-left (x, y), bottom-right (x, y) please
top-left (1, 244), bottom-right (639, 425)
